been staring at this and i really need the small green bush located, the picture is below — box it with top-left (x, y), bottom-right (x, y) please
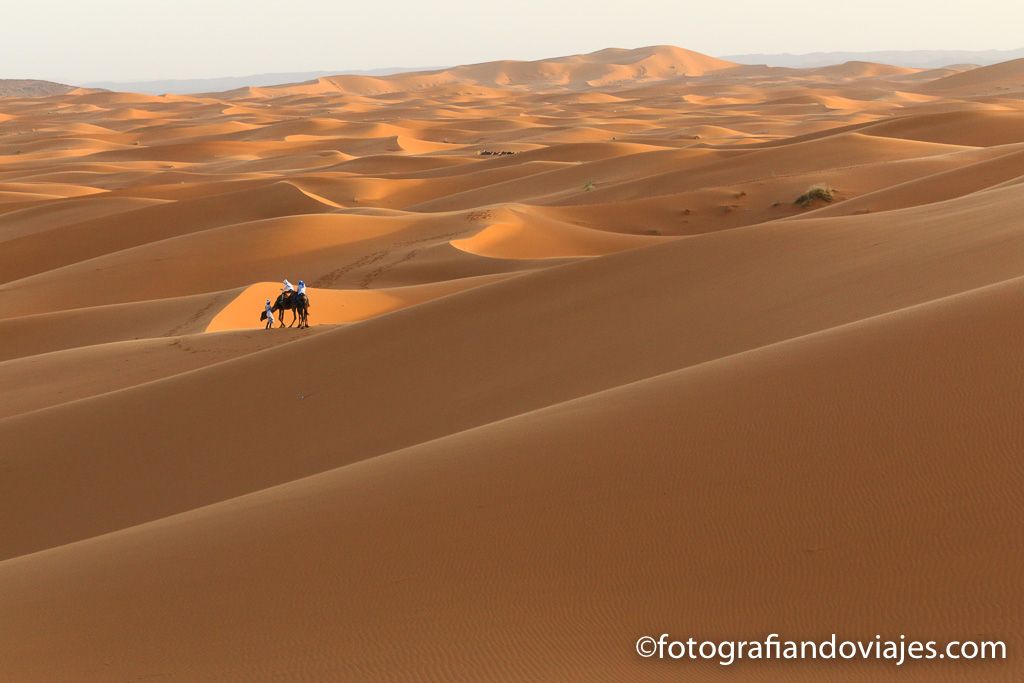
top-left (795, 183), bottom-right (834, 208)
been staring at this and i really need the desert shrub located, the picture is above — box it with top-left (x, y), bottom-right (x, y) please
top-left (584, 180), bottom-right (596, 192)
top-left (795, 183), bottom-right (834, 208)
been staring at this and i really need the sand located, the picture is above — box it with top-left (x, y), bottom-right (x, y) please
top-left (0, 44), bottom-right (1022, 681)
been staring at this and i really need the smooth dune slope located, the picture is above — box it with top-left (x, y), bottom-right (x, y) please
top-left (1, 264), bottom-right (1022, 682)
top-left (0, 328), bottom-right (322, 419)
top-left (3, 184), bottom-right (1024, 560)
top-left (919, 57), bottom-right (1024, 94)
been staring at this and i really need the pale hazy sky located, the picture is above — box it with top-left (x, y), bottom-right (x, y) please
top-left (4, 0), bottom-right (1022, 83)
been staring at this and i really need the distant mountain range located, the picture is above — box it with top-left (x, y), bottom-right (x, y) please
top-left (6, 47), bottom-right (1024, 98)
top-left (83, 67), bottom-right (443, 95)
top-left (78, 46), bottom-right (737, 96)
top-left (724, 48), bottom-right (1024, 68)
top-left (0, 79), bottom-right (74, 97)
top-left (203, 46), bottom-right (737, 98)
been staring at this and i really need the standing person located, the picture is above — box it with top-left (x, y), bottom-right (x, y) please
top-left (295, 279), bottom-right (310, 328)
top-left (264, 298), bottom-right (276, 329)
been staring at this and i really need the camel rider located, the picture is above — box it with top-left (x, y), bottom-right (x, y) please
top-left (282, 279), bottom-right (295, 295)
top-left (264, 298), bottom-right (275, 329)
top-left (297, 279), bottom-right (307, 298)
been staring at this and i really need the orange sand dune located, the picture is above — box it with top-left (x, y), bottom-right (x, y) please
top-left (790, 147), bottom-right (1024, 218)
top-left (206, 274), bottom-right (522, 331)
top-left (0, 290), bottom-right (240, 362)
top-left (407, 147), bottom-right (729, 211)
top-left (326, 153), bottom-right (471, 175)
top-left (554, 132), bottom-right (976, 210)
top-left (297, 45), bottom-right (737, 96)
top-left (5, 183), bottom-right (1024, 559)
top-left (3, 271), bottom-right (1021, 682)
top-left (0, 180), bottom-right (339, 282)
top-left (808, 60), bottom-right (920, 78)
top-left (450, 207), bottom-right (671, 258)
top-left (920, 57), bottom-right (1024, 95)
top-left (0, 328), bottom-right (319, 419)
top-left (0, 190), bottom-right (68, 208)
top-left (1, 45), bottom-right (1022, 682)
top-left (860, 110), bottom-right (1024, 146)
top-left (0, 194), bottom-right (166, 242)
top-left (0, 181), bottom-right (107, 198)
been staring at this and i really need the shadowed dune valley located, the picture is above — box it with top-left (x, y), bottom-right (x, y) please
top-left (2, 25), bottom-right (1024, 683)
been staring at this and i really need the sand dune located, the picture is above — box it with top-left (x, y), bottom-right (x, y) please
top-left (5, 183), bottom-right (1024, 559)
top-left (450, 207), bottom-right (670, 258)
top-left (206, 274), bottom-right (521, 331)
top-left (790, 147), bottom-right (1024, 218)
top-left (3, 269), bottom-right (1022, 682)
top-left (0, 181), bottom-right (337, 282)
top-left (1, 45), bottom-right (1022, 681)
top-left (920, 57), bottom-right (1024, 95)
top-left (0, 195), bottom-right (166, 242)
top-left (808, 60), bottom-right (920, 78)
top-left (298, 45), bottom-right (737, 96)
top-left (860, 110), bottom-right (1024, 146)
top-left (0, 328), bottom-right (318, 419)
top-left (0, 290), bottom-right (241, 362)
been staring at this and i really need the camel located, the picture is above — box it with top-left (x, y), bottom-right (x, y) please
top-left (271, 290), bottom-right (310, 328)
